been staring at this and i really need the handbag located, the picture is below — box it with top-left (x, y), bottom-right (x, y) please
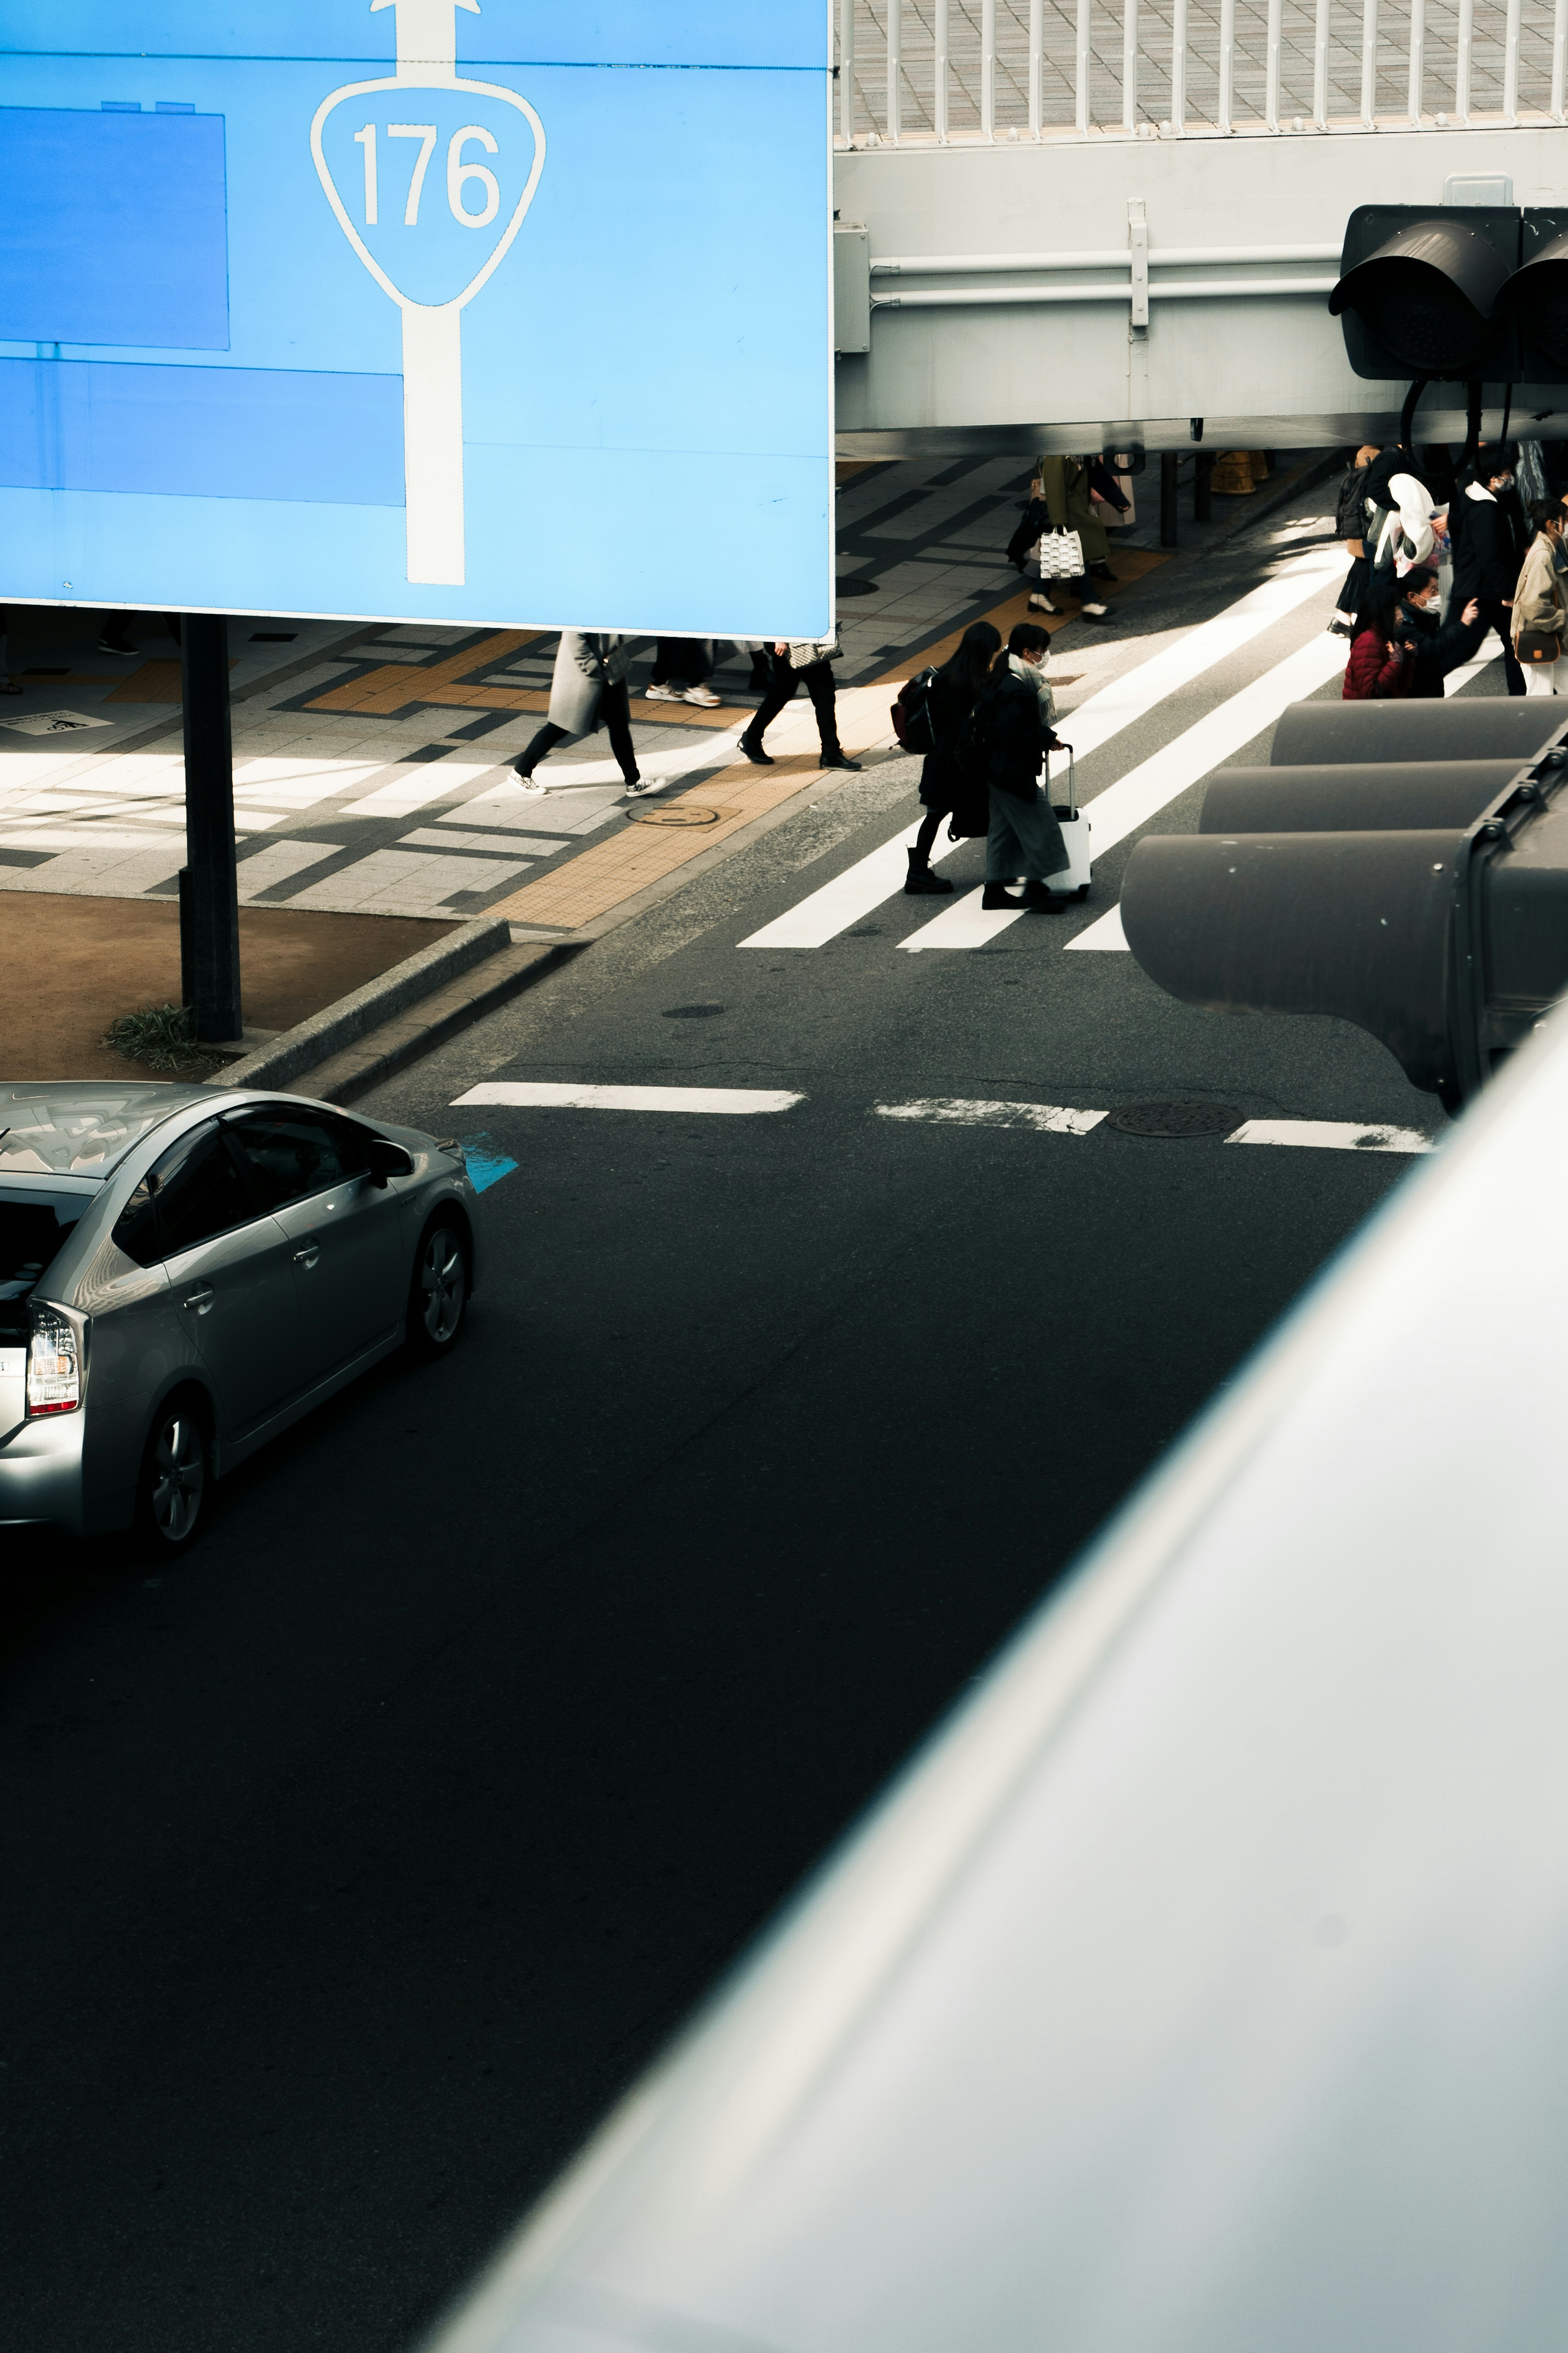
top-left (1038, 528), bottom-right (1085, 581)
top-left (1518, 628), bottom-right (1563, 664)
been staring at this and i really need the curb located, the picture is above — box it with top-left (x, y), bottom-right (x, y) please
top-left (290, 937), bottom-right (575, 1105)
top-left (211, 915), bottom-right (514, 1093)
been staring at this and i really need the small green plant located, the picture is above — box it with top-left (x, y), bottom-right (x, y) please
top-left (101, 1003), bottom-right (224, 1077)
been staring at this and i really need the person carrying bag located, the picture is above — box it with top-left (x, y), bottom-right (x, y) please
top-left (1512, 500), bottom-right (1568, 696)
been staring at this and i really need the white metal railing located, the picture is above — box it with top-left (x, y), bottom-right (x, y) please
top-left (835, 0), bottom-right (1568, 138)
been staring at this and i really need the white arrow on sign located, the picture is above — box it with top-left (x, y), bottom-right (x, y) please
top-left (311, 0), bottom-right (546, 587)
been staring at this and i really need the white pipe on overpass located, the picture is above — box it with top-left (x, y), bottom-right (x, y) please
top-left (871, 243), bottom-right (1343, 272)
top-left (874, 277), bottom-right (1339, 305)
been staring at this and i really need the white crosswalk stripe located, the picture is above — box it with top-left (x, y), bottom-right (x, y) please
top-left (874, 1100), bottom-right (1435, 1150)
top-left (739, 542), bottom-right (1347, 952)
top-left (1067, 643), bottom-right (1508, 953)
top-left (909, 626), bottom-right (1348, 952)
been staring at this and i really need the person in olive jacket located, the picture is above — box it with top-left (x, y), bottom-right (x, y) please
top-left (1452, 447), bottom-right (1528, 695)
top-left (969, 622), bottom-right (1072, 911)
top-left (1036, 456), bottom-right (1111, 619)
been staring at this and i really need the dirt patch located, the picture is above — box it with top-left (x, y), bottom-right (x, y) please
top-left (0, 894), bottom-right (457, 1081)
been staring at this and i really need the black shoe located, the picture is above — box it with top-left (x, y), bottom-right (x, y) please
top-left (1022, 879), bottom-right (1067, 910)
top-left (904, 848), bottom-right (955, 895)
top-left (738, 735), bottom-right (773, 765)
top-left (981, 884), bottom-right (1023, 910)
top-left (820, 750), bottom-right (861, 771)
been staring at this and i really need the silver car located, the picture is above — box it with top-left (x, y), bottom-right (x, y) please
top-left (0, 1082), bottom-right (480, 1554)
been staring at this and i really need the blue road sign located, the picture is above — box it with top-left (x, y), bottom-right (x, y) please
top-left (0, 2), bottom-right (831, 635)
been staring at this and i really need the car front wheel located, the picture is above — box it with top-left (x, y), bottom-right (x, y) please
top-left (134, 1395), bottom-right (211, 1556)
top-left (408, 1219), bottom-right (468, 1358)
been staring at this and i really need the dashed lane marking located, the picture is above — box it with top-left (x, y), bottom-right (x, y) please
top-left (1226, 1119), bottom-right (1432, 1153)
top-left (452, 1083), bottom-right (805, 1115)
top-left (874, 1098), bottom-right (1107, 1133)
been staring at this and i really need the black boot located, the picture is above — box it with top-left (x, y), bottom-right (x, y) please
top-left (738, 733), bottom-right (773, 765)
top-left (1022, 878), bottom-right (1066, 910)
top-left (981, 883), bottom-right (1022, 910)
top-left (905, 848), bottom-right (954, 895)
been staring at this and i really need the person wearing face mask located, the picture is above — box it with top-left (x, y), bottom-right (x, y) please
top-left (1451, 446), bottom-right (1529, 696)
top-left (1397, 567), bottom-right (1483, 698)
top-left (1511, 500), bottom-right (1568, 696)
top-left (962, 622), bottom-right (1073, 910)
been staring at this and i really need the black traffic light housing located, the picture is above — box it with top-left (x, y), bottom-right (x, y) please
top-left (1332, 205), bottom-right (1520, 381)
top-left (1494, 207), bottom-right (1568, 378)
top-left (1120, 702), bottom-right (1568, 1113)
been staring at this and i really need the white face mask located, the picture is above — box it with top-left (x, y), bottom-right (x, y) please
top-left (1492, 475), bottom-right (1515, 492)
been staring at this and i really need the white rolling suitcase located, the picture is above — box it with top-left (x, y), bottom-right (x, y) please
top-left (1046, 746), bottom-right (1092, 900)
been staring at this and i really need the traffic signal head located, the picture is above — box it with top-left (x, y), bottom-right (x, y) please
top-left (1120, 704), bottom-right (1568, 1111)
top-left (1331, 205), bottom-right (1517, 381)
top-left (1494, 212), bottom-right (1568, 372)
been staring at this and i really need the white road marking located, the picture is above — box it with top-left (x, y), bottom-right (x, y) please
top-left (1065, 903), bottom-right (1128, 950)
top-left (901, 628), bottom-right (1348, 952)
top-left (742, 542), bottom-right (1345, 950)
top-left (879, 1101), bottom-right (1434, 1151)
top-left (1226, 1119), bottom-right (1432, 1153)
top-left (875, 1098), bottom-right (1107, 1133)
top-left (452, 1083), bottom-right (804, 1115)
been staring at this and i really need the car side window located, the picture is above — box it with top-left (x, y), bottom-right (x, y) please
top-left (112, 1123), bottom-right (257, 1266)
top-left (225, 1110), bottom-right (366, 1211)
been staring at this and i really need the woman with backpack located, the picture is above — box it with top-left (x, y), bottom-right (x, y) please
top-left (903, 621), bottom-right (1002, 894)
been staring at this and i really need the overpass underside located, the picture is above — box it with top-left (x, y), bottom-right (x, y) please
top-left (831, 0), bottom-right (1568, 453)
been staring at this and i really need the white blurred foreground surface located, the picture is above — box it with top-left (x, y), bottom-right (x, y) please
top-left (426, 1010), bottom-right (1568, 2353)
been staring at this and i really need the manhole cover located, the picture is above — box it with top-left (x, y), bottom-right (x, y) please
top-left (662, 1003), bottom-right (725, 1019)
top-left (626, 803), bottom-right (735, 827)
top-left (1107, 1100), bottom-right (1241, 1138)
top-left (837, 577), bottom-right (878, 597)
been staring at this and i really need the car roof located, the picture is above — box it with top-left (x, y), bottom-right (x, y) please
top-left (0, 1081), bottom-right (212, 1178)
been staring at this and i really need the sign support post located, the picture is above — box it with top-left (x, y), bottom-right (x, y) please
top-left (179, 615), bottom-right (243, 1044)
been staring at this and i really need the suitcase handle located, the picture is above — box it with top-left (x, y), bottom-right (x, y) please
top-left (1047, 743), bottom-right (1076, 817)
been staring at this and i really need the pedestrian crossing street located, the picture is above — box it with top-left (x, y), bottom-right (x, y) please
top-left (453, 1082), bottom-right (1434, 1153)
top-left (741, 541), bottom-right (1507, 959)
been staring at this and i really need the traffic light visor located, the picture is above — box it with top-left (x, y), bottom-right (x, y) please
top-left (1494, 227), bottom-right (1568, 367)
top-left (1330, 219), bottom-right (1512, 374)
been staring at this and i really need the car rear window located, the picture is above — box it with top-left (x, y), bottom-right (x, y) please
top-left (0, 1190), bottom-right (87, 1343)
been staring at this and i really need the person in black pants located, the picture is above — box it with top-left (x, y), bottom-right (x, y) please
top-left (1450, 448), bottom-right (1528, 696)
top-left (739, 639), bottom-right (860, 770)
top-left (905, 620), bottom-right (1001, 893)
top-left (513, 630), bottom-right (644, 793)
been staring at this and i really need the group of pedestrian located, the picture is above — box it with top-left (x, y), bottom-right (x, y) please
top-left (903, 618), bottom-right (1074, 907)
top-left (1336, 439), bottom-right (1568, 701)
top-left (511, 631), bottom-right (862, 795)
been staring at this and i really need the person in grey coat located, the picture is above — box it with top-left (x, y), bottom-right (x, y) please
top-left (513, 631), bottom-right (645, 793)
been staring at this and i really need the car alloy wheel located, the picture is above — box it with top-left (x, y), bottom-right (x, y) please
top-left (138, 1405), bottom-right (209, 1551)
top-left (414, 1223), bottom-right (467, 1353)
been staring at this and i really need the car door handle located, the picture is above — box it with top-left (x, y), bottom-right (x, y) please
top-left (181, 1284), bottom-right (215, 1313)
top-left (292, 1243), bottom-right (321, 1269)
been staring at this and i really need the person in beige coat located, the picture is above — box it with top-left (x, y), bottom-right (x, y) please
top-left (1510, 502), bottom-right (1568, 698)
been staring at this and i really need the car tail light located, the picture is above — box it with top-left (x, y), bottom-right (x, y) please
top-left (27, 1302), bottom-right (83, 1416)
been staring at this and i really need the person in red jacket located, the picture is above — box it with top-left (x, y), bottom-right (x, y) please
top-left (1341, 571), bottom-right (1418, 700)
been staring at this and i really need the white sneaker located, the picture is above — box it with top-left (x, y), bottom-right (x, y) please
top-left (624, 775), bottom-right (654, 796)
top-left (1028, 592), bottom-right (1057, 614)
top-left (644, 681), bottom-right (685, 702)
top-left (512, 771), bottom-right (547, 793)
top-left (1080, 600), bottom-right (1110, 619)
top-left (683, 683), bottom-right (721, 707)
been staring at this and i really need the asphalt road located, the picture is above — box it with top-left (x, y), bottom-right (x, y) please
top-left (0, 519), bottom-right (1449, 2351)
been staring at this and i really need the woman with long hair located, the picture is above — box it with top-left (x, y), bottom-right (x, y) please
top-left (905, 620), bottom-right (1002, 894)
